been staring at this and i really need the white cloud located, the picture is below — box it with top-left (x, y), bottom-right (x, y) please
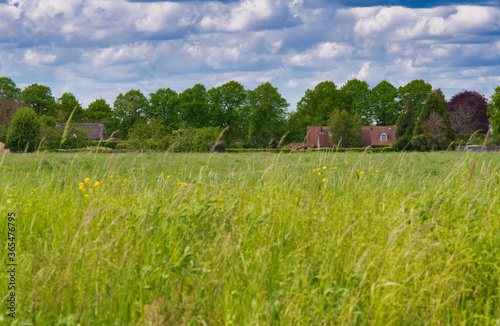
top-left (24, 49), bottom-right (57, 65)
top-left (289, 42), bottom-right (353, 66)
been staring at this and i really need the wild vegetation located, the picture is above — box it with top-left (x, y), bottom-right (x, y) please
top-left (1, 151), bottom-right (499, 325)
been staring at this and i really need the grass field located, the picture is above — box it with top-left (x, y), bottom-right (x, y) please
top-left (1, 151), bottom-right (499, 325)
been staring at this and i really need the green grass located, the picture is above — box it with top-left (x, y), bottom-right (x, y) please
top-left (1, 151), bottom-right (499, 325)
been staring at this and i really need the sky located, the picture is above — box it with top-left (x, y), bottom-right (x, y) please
top-left (0, 0), bottom-right (499, 111)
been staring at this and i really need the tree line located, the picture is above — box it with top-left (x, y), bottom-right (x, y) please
top-left (1, 76), bottom-right (500, 152)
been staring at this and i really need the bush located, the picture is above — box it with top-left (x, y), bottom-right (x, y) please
top-left (6, 107), bottom-right (41, 152)
top-left (207, 140), bottom-right (226, 153)
top-left (454, 134), bottom-right (485, 146)
top-left (126, 121), bottom-right (171, 150)
top-left (171, 127), bottom-right (221, 152)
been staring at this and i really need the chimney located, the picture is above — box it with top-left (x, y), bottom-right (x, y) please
top-left (99, 120), bottom-right (103, 126)
top-left (57, 120), bottom-right (61, 126)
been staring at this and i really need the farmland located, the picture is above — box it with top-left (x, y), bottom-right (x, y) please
top-left (1, 151), bottom-right (499, 325)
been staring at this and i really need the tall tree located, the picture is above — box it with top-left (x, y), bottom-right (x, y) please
top-left (179, 84), bottom-right (212, 128)
top-left (113, 89), bottom-right (149, 138)
top-left (340, 79), bottom-right (372, 125)
top-left (86, 98), bottom-right (113, 122)
top-left (398, 79), bottom-right (432, 116)
top-left (207, 81), bottom-right (247, 142)
top-left (6, 107), bottom-right (41, 152)
top-left (20, 83), bottom-right (56, 116)
top-left (328, 109), bottom-right (362, 148)
top-left (0, 77), bottom-right (21, 99)
top-left (147, 88), bottom-right (180, 128)
top-left (488, 86), bottom-right (500, 135)
top-left (448, 90), bottom-right (489, 134)
top-left (57, 92), bottom-right (85, 123)
top-left (369, 80), bottom-right (402, 126)
top-left (246, 82), bottom-right (289, 147)
top-left (393, 97), bottom-right (417, 151)
top-left (412, 89), bottom-right (455, 151)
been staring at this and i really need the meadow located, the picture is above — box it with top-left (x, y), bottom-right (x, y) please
top-left (0, 150), bottom-right (499, 325)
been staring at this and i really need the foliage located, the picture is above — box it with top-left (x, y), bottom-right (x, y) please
top-left (147, 88), bottom-right (180, 128)
top-left (340, 79), bottom-right (372, 125)
top-left (487, 86), bottom-right (500, 135)
top-left (246, 82), bottom-right (289, 147)
top-left (171, 126), bottom-right (221, 152)
top-left (126, 120), bottom-right (172, 150)
top-left (397, 79), bottom-right (432, 116)
top-left (57, 92), bottom-right (85, 123)
top-left (207, 81), bottom-right (247, 143)
top-left (86, 98), bottom-right (113, 122)
top-left (0, 97), bottom-right (26, 126)
top-left (328, 108), bottom-right (362, 148)
top-left (394, 97), bottom-right (417, 151)
top-left (207, 140), bottom-right (227, 153)
top-left (370, 80), bottom-right (402, 125)
top-left (0, 77), bottom-right (21, 98)
top-left (0, 125), bottom-right (6, 143)
top-left (448, 90), bottom-right (489, 134)
top-left (179, 84), bottom-right (212, 128)
top-left (6, 107), bottom-right (41, 152)
top-left (113, 90), bottom-right (149, 138)
top-left (412, 89), bottom-right (455, 151)
top-left (20, 83), bottom-right (56, 116)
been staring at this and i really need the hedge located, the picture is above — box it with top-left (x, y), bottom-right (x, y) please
top-left (43, 140), bottom-right (121, 150)
top-left (225, 147), bottom-right (393, 153)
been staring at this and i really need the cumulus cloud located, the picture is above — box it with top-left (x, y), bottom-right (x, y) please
top-left (0, 0), bottom-right (499, 108)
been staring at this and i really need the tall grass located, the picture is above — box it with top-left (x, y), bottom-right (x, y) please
top-left (0, 151), bottom-right (499, 325)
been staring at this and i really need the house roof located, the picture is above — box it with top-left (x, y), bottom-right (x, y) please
top-left (58, 122), bottom-right (108, 140)
top-left (305, 125), bottom-right (397, 148)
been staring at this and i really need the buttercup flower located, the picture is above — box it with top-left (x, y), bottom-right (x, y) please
top-left (85, 177), bottom-right (90, 184)
top-left (93, 181), bottom-right (100, 188)
top-left (322, 178), bottom-right (327, 182)
top-left (323, 166), bottom-right (327, 170)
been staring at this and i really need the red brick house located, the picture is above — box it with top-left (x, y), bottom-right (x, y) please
top-left (291, 126), bottom-right (396, 148)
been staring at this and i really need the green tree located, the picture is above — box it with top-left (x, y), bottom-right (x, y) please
top-left (370, 80), bottom-right (402, 125)
top-left (179, 84), bottom-right (212, 128)
top-left (6, 107), bottom-right (41, 152)
top-left (340, 79), bottom-right (372, 125)
top-left (246, 82), bottom-right (289, 147)
top-left (488, 86), bottom-right (500, 134)
top-left (412, 89), bottom-right (455, 151)
top-left (113, 90), bottom-right (149, 138)
top-left (207, 81), bottom-right (247, 142)
top-left (57, 92), bottom-right (85, 123)
top-left (393, 97), bottom-right (417, 151)
top-left (0, 77), bottom-right (21, 98)
top-left (86, 98), bottom-right (113, 122)
top-left (398, 79), bottom-right (432, 116)
top-left (20, 83), bottom-right (56, 116)
top-left (328, 109), bottom-right (362, 148)
top-left (147, 88), bottom-right (180, 128)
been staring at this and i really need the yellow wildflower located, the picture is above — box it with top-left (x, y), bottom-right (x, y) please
top-left (360, 171), bottom-right (365, 175)
top-left (376, 170), bottom-right (380, 173)
top-left (124, 179), bottom-right (128, 182)
top-left (317, 172), bottom-right (322, 176)
top-left (355, 169), bottom-right (359, 172)
top-left (322, 178), bottom-right (327, 182)
top-left (93, 181), bottom-right (99, 188)
top-left (329, 193), bottom-right (333, 196)
top-left (167, 175), bottom-right (173, 178)
top-left (333, 167), bottom-right (337, 170)
top-left (85, 194), bottom-right (89, 198)
top-left (323, 166), bottom-right (327, 169)
top-left (116, 175), bottom-right (121, 179)
top-left (78, 182), bottom-right (84, 188)
top-left (109, 176), bottom-right (113, 179)
top-left (85, 177), bottom-right (90, 184)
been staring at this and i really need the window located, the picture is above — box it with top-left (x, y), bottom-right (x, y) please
top-left (380, 133), bottom-right (388, 142)
top-left (328, 132), bottom-right (332, 137)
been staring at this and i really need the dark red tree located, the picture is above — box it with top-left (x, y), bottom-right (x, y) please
top-left (448, 91), bottom-right (489, 134)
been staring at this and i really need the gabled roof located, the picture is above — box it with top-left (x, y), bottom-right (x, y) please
top-left (305, 125), bottom-right (397, 148)
top-left (75, 123), bottom-right (107, 140)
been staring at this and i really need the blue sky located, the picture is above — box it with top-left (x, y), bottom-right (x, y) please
top-left (1, 0), bottom-right (499, 110)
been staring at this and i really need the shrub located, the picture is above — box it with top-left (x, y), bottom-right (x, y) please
top-left (171, 127), bottom-right (221, 152)
top-left (126, 120), bottom-right (171, 150)
top-left (6, 107), bottom-right (41, 152)
top-left (207, 140), bottom-right (226, 153)
top-left (0, 125), bottom-right (7, 143)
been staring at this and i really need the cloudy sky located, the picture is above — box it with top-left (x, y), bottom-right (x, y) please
top-left (1, 0), bottom-right (499, 110)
